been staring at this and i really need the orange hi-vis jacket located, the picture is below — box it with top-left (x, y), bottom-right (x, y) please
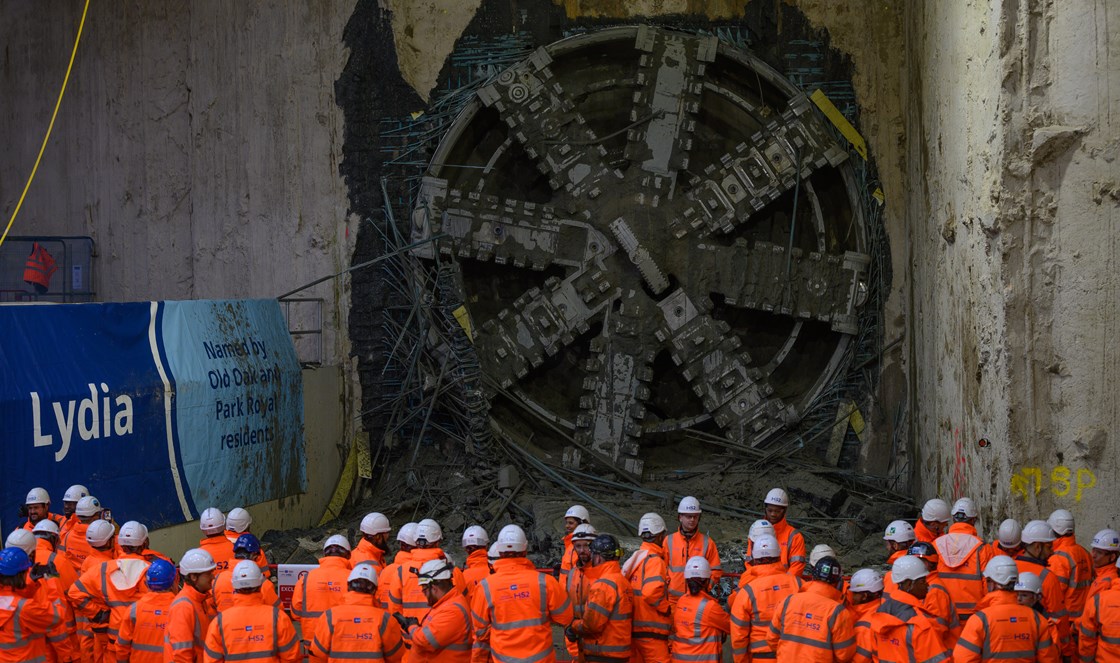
top-left (854, 590), bottom-right (951, 663)
top-left (914, 520), bottom-right (941, 545)
top-left (564, 561), bottom-right (589, 661)
top-left (461, 549), bottom-right (490, 603)
top-left (468, 556), bottom-right (573, 663)
top-left (198, 537), bottom-right (236, 573)
top-left (0, 586), bottom-right (61, 663)
top-left (1051, 535), bottom-right (1094, 621)
top-left (933, 524), bottom-right (993, 618)
top-left (309, 591), bottom-right (404, 663)
top-left (731, 562), bottom-right (802, 662)
top-left (202, 593), bottom-right (299, 663)
top-left (849, 598), bottom-right (881, 663)
top-left (165, 583), bottom-right (215, 663)
top-left (952, 591), bottom-right (1060, 663)
top-left (211, 567), bottom-right (279, 613)
top-left (23, 513), bottom-right (67, 532)
top-left (766, 581), bottom-right (855, 663)
top-left (32, 573), bottom-right (79, 663)
top-left (403, 588), bottom-right (470, 662)
top-left (771, 518), bottom-right (807, 579)
top-left (62, 521), bottom-right (95, 576)
top-left (881, 549), bottom-right (908, 595)
top-left (560, 533), bottom-right (577, 580)
top-left (664, 531), bottom-right (721, 604)
top-left (671, 590), bottom-right (730, 663)
top-left (349, 539), bottom-right (387, 574)
top-left (35, 540), bottom-right (78, 591)
top-left (216, 537), bottom-right (268, 579)
top-left (23, 241), bottom-right (58, 289)
top-left (740, 542), bottom-right (792, 589)
top-left (1016, 556), bottom-right (1070, 654)
top-left (1078, 584), bottom-right (1120, 663)
top-left (290, 556), bottom-right (350, 632)
top-left (918, 570), bottom-right (961, 647)
top-left (574, 560), bottom-right (632, 661)
top-left (68, 554), bottom-right (151, 652)
top-left (1087, 564), bottom-right (1118, 607)
top-left (377, 551), bottom-right (409, 611)
top-left (75, 546), bottom-right (116, 663)
top-left (624, 542), bottom-right (671, 642)
top-left (118, 590), bottom-right (175, 663)
top-left (59, 514), bottom-right (79, 544)
top-left (396, 548), bottom-right (466, 621)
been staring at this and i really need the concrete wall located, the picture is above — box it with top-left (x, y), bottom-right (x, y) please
top-left (150, 366), bottom-right (346, 559)
top-left (0, 1), bottom-right (355, 368)
top-left (905, 0), bottom-right (1120, 538)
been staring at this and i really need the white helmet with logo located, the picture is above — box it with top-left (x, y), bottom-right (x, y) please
top-left (684, 556), bottom-right (712, 579)
top-left (25, 488), bottom-right (50, 505)
top-left (952, 497), bottom-right (978, 519)
top-left (230, 560), bottom-right (264, 589)
top-left (850, 568), bottom-right (885, 592)
top-left (361, 512), bottom-right (391, 536)
top-left (118, 521), bottom-right (149, 547)
top-left (749, 519), bottom-right (776, 542)
top-left (416, 519), bottom-right (443, 544)
top-left (63, 485), bottom-right (89, 502)
top-left (565, 505), bottom-right (590, 522)
top-left (1014, 571), bottom-right (1042, 594)
top-left (32, 520), bottom-right (59, 536)
top-left (462, 525), bottom-right (489, 548)
top-left (348, 562), bottom-right (379, 585)
top-left (764, 488), bottom-right (789, 507)
top-left (496, 524), bottom-right (528, 553)
top-left (76, 496), bottom-right (102, 517)
top-left (226, 508), bottom-right (252, 533)
top-left (1092, 529), bottom-right (1120, 552)
top-left (752, 535), bottom-right (780, 559)
top-left (883, 520), bottom-right (916, 543)
top-left (892, 556), bottom-right (929, 584)
top-left (416, 559), bottom-right (455, 585)
top-left (983, 556), bottom-right (1019, 585)
top-left (998, 519), bottom-right (1022, 547)
top-left (199, 508), bottom-right (226, 534)
top-left (179, 548), bottom-right (217, 574)
top-left (1021, 520), bottom-right (1056, 544)
top-left (678, 496), bottom-right (702, 514)
top-left (571, 524), bottom-right (598, 541)
top-left (638, 513), bottom-right (666, 537)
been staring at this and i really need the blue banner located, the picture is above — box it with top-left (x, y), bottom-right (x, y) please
top-left (0, 299), bottom-right (306, 531)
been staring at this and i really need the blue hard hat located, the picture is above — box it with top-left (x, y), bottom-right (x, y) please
top-left (145, 559), bottom-right (177, 591)
top-left (234, 533), bottom-right (261, 556)
top-left (0, 548), bottom-right (33, 576)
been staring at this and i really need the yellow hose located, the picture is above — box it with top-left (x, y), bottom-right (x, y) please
top-left (0, 0), bottom-right (90, 248)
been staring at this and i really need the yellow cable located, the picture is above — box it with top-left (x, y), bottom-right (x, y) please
top-left (0, 0), bottom-right (90, 249)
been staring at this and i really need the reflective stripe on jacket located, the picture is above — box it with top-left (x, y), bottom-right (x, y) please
top-left (671, 592), bottom-right (730, 663)
top-left (766, 581), bottom-right (855, 663)
top-left (202, 593), bottom-right (299, 663)
top-left (663, 532), bottom-right (722, 604)
top-left (118, 591), bottom-right (175, 663)
top-left (468, 557), bottom-right (572, 663)
top-left (290, 556), bottom-right (350, 631)
top-left (770, 519), bottom-right (807, 579)
top-left (0, 590), bottom-right (60, 663)
top-left (731, 563), bottom-right (801, 662)
top-left (952, 591), bottom-right (1059, 663)
top-left (1079, 586), bottom-right (1120, 663)
top-left (625, 542), bottom-right (670, 639)
top-left (405, 589), bottom-right (470, 662)
top-left (309, 592), bottom-right (404, 663)
top-left (397, 548), bottom-right (466, 621)
top-left (577, 561), bottom-right (632, 660)
top-left (211, 566), bottom-right (279, 613)
top-left (165, 584), bottom-right (215, 663)
top-left (933, 526), bottom-right (992, 617)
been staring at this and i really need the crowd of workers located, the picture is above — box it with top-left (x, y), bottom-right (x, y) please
top-left (2, 484), bottom-right (1119, 663)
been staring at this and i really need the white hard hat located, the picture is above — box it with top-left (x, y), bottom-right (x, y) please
top-left (32, 519), bottom-right (59, 536)
top-left (1021, 520), bottom-right (1056, 544)
top-left (361, 512), bottom-right (391, 536)
top-left (984, 555), bottom-right (1019, 585)
top-left (25, 487), bottom-right (50, 505)
top-left (764, 488), bottom-right (789, 507)
top-left (179, 548), bottom-right (217, 574)
top-left (118, 521), bottom-right (149, 547)
top-left (998, 519), bottom-right (1022, 547)
top-left (5, 529), bottom-right (37, 556)
top-left (496, 524), bottom-right (528, 553)
top-left (416, 559), bottom-right (454, 585)
top-left (920, 499), bottom-right (951, 523)
top-left (348, 562), bottom-right (379, 585)
top-left (226, 508), bottom-right (252, 533)
top-left (1047, 509), bottom-right (1075, 536)
top-left (323, 534), bottom-right (352, 552)
top-left (462, 525), bottom-right (489, 548)
top-left (850, 568), bottom-right (885, 593)
top-left (76, 496), bottom-right (102, 517)
top-left (1014, 571), bottom-right (1042, 594)
top-left (199, 507), bottom-right (226, 534)
top-left (892, 556), bottom-right (930, 584)
top-left (397, 523), bottom-right (418, 546)
top-left (951, 497), bottom-right (978, 519)
top-left (883, 520), bottom-right (916, 543)
top-left (230, 559), bottom-right (264, 589)
top-left (748, 519), bottom-right (776, 542)
top-left (416, 519), bottom-right (443, 543)
top-left (809, 544), bottom-right (837, 566)
top-left (1092, 529), bottom-right (1120, 552)
top-left (63, 485), bottom-right (89, 502)
top-left (571, 524), bottom-right (598, 541)
top-left (487, 542), bottom-right (501, 561)
top-left (638, 513), bottom-right (666, 537)
top-left (565, 505), bottom-right (591, 522)
top-left (86, 520), bottom-right (115, 547)
top-left (684, 555), bottom-right (712, 579)
top-left (752, 534), bottom-right (780, 559)
top-left (678, 496), bottom-right (702, 514)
